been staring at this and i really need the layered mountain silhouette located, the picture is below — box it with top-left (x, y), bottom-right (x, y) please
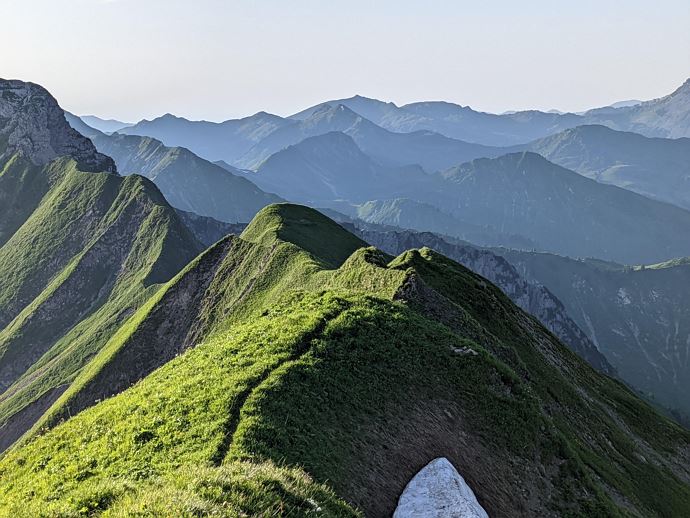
top-left (3, 78), bottom-right (690, 517)
top-left (337, 198), bottom-right (538, 250)
top-left (434, 152), bottom-right (690, 263)
top-left (79, 115), bottom-right (132, 134)
top-left (244, 131), bottom-right (438, 203)
top-left (236, 104), bottom-right (505, 171)
top-left (525, 125), bottom-right (690, 209)
top-left (66, 115), bottom-right (283, 223)
top-left (585, 78), bottom-right (690, 138)
top-left (120, 111), bottom-right (291, 164)
top-left (290, 95), bottom-right (583, 146)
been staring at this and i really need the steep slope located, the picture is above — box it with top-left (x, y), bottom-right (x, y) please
top-left (65, 113), bottom-right (283, 223)
top-left (352, 226), bottom-right (612, 375)
top-left (245, 132), bottom-right (438, 203)
top-left (237, 104), bottom-right (505, 171)
top-left (1, 204), bottom-right (689, 518)
top-left (89, 132), bottom-right (282, 223)
top-left (0, 80), bottom-right (203, 452)
top-left (120, 111), bottom-right (291, 164)
top-left (498, 249), bottom-right (690, 423)
top-left (585, 78), bottom-right (690, 138)
top-left (175, 209), bottom-right (245, 247)
top-left (173, 209), bottom-right (612, 374)
top-left (525, 125), bottom-right (690, 209)
top-left (0, 79), bottom-right (114, 173)
top-left (437, 152), bottom-right (690, 264)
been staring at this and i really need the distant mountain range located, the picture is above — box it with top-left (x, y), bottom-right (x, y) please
top-left (79, 115), bottom-right (133, 134)
top-left (95, 77), bottom-right (690, 163)
top-left (3, 78), bottom-right (690, 516)
top-left (290, 95), bottom-right (583, 147)
top-left (243, 131), bottom-right (437, 203)
top-left (585, 79), bottom-right (690, 138)
top-left (334, 198), bottom-right (538, 250)
top-left (235, 104), bottom-right (505, 171)
top-left (524, 125), bottom-right (690, 210)
top-left (66, 114), bottom-right (282, 223)
top-left (433, 152), bottom-right (690, 264)
top-left (120, 111), bottom-right (290, 164)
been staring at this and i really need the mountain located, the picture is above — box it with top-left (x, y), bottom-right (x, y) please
top-left (1, 203), bottom-right (689, 517)
top-left (498, 249), bottom-right (690, 423)
top-left (524, 125), bottom-right (690, 210)
top-left (608, 100), bottom-right (642, 109)
top-left (0, 80), bottom-right (115, 173)
top-left (237, 104), bottom-right (505, 171)
top-left (175, 209), bottom-right (613, 374)
top-left (87, 132), bottom-right (283, 223)
top-left (349, 225), bottom-right (613, 375)
top-left (174, 209), bottom-right (245, 247)
top-left (0, 79), bottom-right (203, 451)
top-left (244, 132), bottom-right (438, 203)
top-left (291, 95), bottom-right (583, 146)
top-left (586, 78), bottom-right (690, 138)
top-left (79, 115), bottom-right (133, 134)
top-left (120, 111), bottom-right (291, 164)
top-left (435, 152), bottom-right (690, 264)
top-left (397, 103), bottom-right (583, 146)
top-left (65, 113), bottom-right (283, 223)
top-left (341, 198), bottom-right (539, 250)
top-left (289, 79), bottom-right (690, 147)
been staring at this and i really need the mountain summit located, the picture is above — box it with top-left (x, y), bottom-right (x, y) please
top-left (0, 79), bottom-right (115, 172)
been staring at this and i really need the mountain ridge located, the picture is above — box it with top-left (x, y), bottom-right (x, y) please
top-left (2, 203), bottom-right (689, 517)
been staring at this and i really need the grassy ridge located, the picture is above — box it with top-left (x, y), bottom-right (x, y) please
top-left (0, 205), bottom-right (688, 516)
top-left (0, 205), bottom-right (690, 516)
top-left (0, 153), bottom-right (201, 450)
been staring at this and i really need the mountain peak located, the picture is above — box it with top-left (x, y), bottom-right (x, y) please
top-left (241, 203), bottom-right (367, 266)
top-left (0, 79), bottom-right (116, 172)
top-left (673, 77), bottom-right (690, 95)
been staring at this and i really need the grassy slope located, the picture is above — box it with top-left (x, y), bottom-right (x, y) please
top-left (0, 154), bottom-right (201, 449)
top-left (1, 205), bottom-right (688, 517)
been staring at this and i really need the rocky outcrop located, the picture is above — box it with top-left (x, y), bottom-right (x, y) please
top-left (394, 458), bottom-right (488, 518)
top-left (0, 79), bottom-right (115, 172)
top-left (355, 226), bottom-right (614, 375)
top-left (175, 209), bottom-right (246, 246)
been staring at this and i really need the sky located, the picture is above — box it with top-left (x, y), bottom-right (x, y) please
top-left (2, 0), bottom-right (689, 122)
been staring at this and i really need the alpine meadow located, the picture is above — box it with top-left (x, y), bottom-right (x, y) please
top-left (1, 1), bottom-right (690, 516)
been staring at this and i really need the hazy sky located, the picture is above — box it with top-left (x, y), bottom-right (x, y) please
top-left (3, 0), bottom-right (689, 122)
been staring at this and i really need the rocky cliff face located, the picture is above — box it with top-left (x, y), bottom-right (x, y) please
top-left (499, 251), bottom-right (690, 422)
top-left (0, 79), bottom-right (115, 172)
top-left (354, 226), bottom-right (614, 375)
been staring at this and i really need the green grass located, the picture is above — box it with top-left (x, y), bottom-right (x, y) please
top-left (0, 154), bottom-right (201, 447)
top-left (1, 203), bottom-right (690, 516)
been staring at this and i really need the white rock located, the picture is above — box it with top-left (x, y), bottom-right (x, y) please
top-left (394, 457), bottom-right (489, 518)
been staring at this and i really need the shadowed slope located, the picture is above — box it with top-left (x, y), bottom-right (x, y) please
top-left (2, 204), bottom-right (689, 518)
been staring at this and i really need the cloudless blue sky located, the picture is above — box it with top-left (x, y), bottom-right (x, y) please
top-left (2, 0), bottom-right (689, 121)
